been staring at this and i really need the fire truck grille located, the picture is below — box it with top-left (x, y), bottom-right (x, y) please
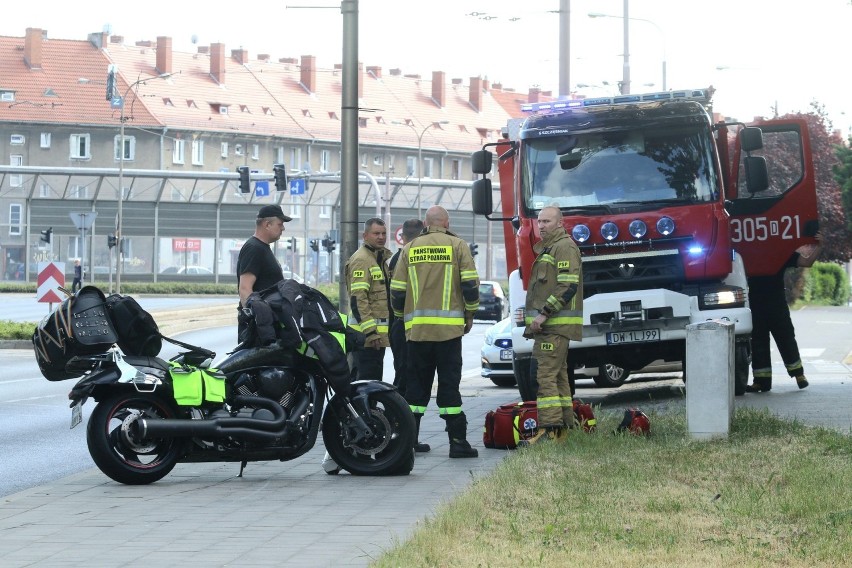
top-left (582, 252), bottom-right (684, 297)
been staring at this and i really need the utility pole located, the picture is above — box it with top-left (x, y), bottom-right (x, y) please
top-left (339, 0), bottom-right (359, 312)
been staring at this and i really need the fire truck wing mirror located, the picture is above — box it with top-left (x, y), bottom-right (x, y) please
top-left (471, 150), bottom-right (493, 175)
top-left (743, 156), bottom-right (769, 193)
top-left (740, 127), bottom-right (763, 153)
top-left (471, 178), bottom-right (493, 215)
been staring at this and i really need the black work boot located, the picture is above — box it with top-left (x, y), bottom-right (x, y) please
top-left (413, 414), bottom-right (431, 453)
top-left (745, 378), bottom-right (772, 393)
top-left (446, 414), bottom-right (478, 458)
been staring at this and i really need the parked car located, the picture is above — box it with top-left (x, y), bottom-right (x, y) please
top-left (482, 318), bottom-right (681, 392)
top-left (282, 270), bottom-right (304, 283)
top-left (160, 266), bottom-right (213, 275)
top-left (481, 317), bottom-right (516, 387)
top-left (476, 281), bottom-right (507, 322)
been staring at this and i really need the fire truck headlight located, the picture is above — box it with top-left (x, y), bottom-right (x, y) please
top-left (688, 245), bottom-right (704, 255)
top-left (572, 224), bottom-right (591, 242)
top-left (628, 220), bottom-right (647, 239)
top-left (656, 216), bottom-right (675, 236)
top-left (699, 285), bottom-right (746, 309)
top-left (600, 221), bottom-right (619, 241)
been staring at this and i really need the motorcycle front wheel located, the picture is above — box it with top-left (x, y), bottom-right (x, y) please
top-left (322, 390), bottom-right (415, 476)
top-left (87, 391), bottom-right (186, 485)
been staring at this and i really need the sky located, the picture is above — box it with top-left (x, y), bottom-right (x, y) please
top-left (3, 0), bottom-right (850, 136)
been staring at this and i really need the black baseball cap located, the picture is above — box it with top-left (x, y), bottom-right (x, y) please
top-left (257, 204), bottom-right (292, 222)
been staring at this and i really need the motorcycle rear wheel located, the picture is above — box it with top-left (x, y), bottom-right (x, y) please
top-left (87, 391), bottom-right (186, 485)
top-left (322, 390), bottom-right (415, 476)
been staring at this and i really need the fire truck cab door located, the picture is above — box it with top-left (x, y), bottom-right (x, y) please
top-left (727, 118), bottom-right (819, 278)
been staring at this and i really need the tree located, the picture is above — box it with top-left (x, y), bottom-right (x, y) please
top-left (832, 134), bottom-right (852, 235)
top-left (777, 103), bottom-right (851, 263)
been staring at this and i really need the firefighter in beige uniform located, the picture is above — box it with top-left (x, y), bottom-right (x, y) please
top-left (344, 218), bottom-right (393, 381)
top-left (390, 206), bottom-right (480, 458)
top-left (522, 205), bottom-right (583, 445)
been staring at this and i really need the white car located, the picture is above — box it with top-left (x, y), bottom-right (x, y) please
top-left (481, 317), bottom-right (680, 391)
top-left (480, 318), bottom-right (516, 387)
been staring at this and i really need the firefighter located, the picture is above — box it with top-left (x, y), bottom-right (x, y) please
top-left (390, 206), bottom-right (480, 458)
top-left (345, 217), bottom-right (393, 381)
top-left (746, 231), bottom-right (823, 392)
top-left (387, 218), bottom-right (425, 397)
top-left (520, 205), bottom-right (583, 446)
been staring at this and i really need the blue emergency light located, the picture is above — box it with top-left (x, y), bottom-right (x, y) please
top-left (520, 89), bottom-right (710, 114)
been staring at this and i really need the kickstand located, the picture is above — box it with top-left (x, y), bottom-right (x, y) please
top-left (238, 460), bottom-right (247, 477)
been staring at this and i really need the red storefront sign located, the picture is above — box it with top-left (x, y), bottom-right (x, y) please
top-left (173, 238), bottom-right (201, 252)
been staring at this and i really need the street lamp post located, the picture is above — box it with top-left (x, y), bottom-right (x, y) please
top-left (112, 72), bottom-right (173, 294)
top-left (589, 6), bottom-right (667, 93)
top-left (392, 120), bottom-right (449, 218)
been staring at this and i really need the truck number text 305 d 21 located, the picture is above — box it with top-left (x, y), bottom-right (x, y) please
top-left (730, 215), bottom-right (802, 243)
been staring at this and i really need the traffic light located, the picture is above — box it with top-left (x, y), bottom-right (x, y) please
top-left (286, 237), bottom-right (296, 251)
top-left (310, 239), bottom-right (319, 252)
top-left (273, 163), bottom-right (288, 192)
top-left (40, 227), bottom-right (53, 244)
top-left (322, 236), bottom-right (336, 253)
top-left (105, 67), bottom-right (116, 101)
top-left (470, 242), bottom-right (479, 256)
top-left (107, 234), bottom-right (117, 249)
top-left (237, 166), bottom-right (251, 194)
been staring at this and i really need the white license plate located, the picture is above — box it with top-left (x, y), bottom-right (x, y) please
top-left (71, 401), bottom-right (82, 429)
top-left (499, 349), bottom-right (513, 361)
top-left (606, 329), bottom-right (660, 345)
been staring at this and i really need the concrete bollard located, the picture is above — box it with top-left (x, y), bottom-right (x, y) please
top-left (685, 320), bottom-right (735, 440)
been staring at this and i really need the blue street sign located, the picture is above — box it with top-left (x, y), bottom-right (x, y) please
top-left (254, 180), bottom-right (270, 197)
top-left (289, 178), bottom-right (306, 195)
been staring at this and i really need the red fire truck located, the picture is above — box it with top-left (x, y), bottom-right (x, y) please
top-left (471, 88), bottom-right (819, 399)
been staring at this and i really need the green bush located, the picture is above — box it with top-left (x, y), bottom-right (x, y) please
top-left (803, 262), bottom-right (850, 305)
top-left (0, 320), bottom-right (37, 340)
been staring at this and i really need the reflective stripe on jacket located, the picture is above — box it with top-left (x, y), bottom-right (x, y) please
top-left (390, 226), bottom-right (480, 342)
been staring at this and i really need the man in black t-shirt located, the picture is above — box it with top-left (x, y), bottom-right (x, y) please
top-left (236, 204), bottom-right (291, 339)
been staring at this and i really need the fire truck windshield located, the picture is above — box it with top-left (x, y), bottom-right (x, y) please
top-left (522, 124), bottom-right (718, 214)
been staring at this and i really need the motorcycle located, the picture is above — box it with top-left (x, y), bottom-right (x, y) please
top-left (64, 341), bottom-right (416, 485)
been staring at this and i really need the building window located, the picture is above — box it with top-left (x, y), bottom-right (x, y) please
top-left (290, 148), bottom-right (302, 172)
top-left (9, 203), bottom-right (22, 236)
top-left (423, 157), bottom-right (434, 179)
top-left (373, 155), bottom-right (383, 166)
top-left (451, 159), bottom-right (461, 180)
top-left (191, 140), bottom-right (204, 165)
top-left (289, 202), bottom-right (301, 218)
top-left (173, 139), bottom-right (185, 164)
top-left (319, 197), bottom-right (331, 218)
top-left (114, 135), bottom-right (135, 162)
top-left (70, 185), bottom-right (90, 199)
top-left (220, 142), bottom-right (229, 158)
top-left (39, 182), bottom-right (51, 198)
top-left (251, 144), bottom-right (260, 160)
top-left (40, 133), bottom-right (51, 148)
top-left (10, 134), bottom-right (24, 145)
top-left (276, 147), bottom-right (285, 164)
top-left (235, 144), bottom-right (244, 156)
top-left (9, 155), bottom-right (23, 187)
top-left (319, 150), bottom-right (331, 172)
top-left (70, 133), bottom-right (91, 160)
top-left (360, 153), bottom-right (367, 167)
top-left (406, 156), bottom-right (416, 176)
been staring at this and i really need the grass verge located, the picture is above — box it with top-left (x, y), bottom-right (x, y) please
top-left (374, 408), bottom-right (852, 568)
